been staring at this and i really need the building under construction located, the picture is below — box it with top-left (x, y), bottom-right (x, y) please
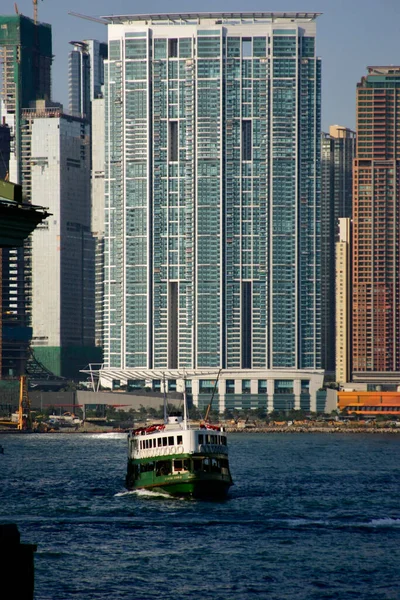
top-left (0, 12), bottom-right (52, 379)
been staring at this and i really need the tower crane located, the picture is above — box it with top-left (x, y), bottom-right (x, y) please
top-left (33, 0), bottom-right (43, 25)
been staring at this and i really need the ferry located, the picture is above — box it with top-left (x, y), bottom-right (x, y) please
top-left (126, 406), bottom-right (233, 498)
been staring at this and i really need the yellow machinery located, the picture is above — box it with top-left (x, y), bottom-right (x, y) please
top-left (17, 375), bottom-right (31, 431)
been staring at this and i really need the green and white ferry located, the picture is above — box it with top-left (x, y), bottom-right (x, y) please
top-left (126, 410), bottom-right (233, 498)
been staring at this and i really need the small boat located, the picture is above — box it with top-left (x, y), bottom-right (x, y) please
top-left (125, 380), bottom-right (233, 499)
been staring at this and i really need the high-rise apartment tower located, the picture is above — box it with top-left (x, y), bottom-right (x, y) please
top-left (353, 67), bottom-right (400, 375)
top-left (100, 12), bottom-right (324, 410)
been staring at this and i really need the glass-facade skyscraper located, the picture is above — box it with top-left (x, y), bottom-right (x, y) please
top-left (101, 12), bottom-right (323, 407)
top-left (68, 39), bottom-right (108, 120)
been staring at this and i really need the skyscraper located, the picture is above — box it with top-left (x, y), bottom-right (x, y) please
top-left (68, 39), bottom-right (108, 350)
top-left (335, 218), bottom-right (351, 384)
top-left (321, 126), bottom-right (355, 374)
top-left (0, 14), bottom-right (52, 376)
top-left (100, 12), bottom-right (324, 410)
top-left (353, 67), bottom-right (400, 376)
top-left (0, 14), bottom-right (52, 181)
top-left (25, 104), bottom-right (97, 377)
top-left (68, 39), bottom-right (107, 120)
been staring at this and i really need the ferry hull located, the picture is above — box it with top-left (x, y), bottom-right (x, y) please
top-left (126, 461), bottom-right (232, 499)
top-left (126, 477), bottom-right (232, 499)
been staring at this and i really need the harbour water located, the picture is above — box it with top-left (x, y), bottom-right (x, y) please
top-left (1, 432), bottom-right (400, 599)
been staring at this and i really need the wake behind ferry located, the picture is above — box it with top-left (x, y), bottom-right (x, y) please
top-left (126, 401), bottom-right (233, 498)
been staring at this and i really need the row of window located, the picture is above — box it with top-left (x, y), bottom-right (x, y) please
top-left (138, 432), bottom-right (227, 450)
top-left (134, 457), bottom-right (230, 478)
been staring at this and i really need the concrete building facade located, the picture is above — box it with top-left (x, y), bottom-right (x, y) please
top-left (26, 110), bottom-right (97, 377)
top-left (335, 218), bottom-right (351, 384)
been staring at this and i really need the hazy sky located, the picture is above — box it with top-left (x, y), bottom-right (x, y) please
top-left (10, 0), bottom-right (400, 131)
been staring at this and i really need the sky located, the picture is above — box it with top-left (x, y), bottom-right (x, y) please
top-left (8, 0), bottom-right (400, 131)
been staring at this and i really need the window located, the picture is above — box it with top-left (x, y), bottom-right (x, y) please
top-left (169, 39), bottom-right (178, 58)
top-left (242, 38), bottom-right (252, 57)
top-left (177, 435), bottom-right (183, 445)
top-left (258, 380), bottom-right (267, 394)
top-left (162, 437), bottom-right (167, 446)
top-left (198, 434), bottom-right (204, 445)
top-left (226, 379), bottom-right (235, 393)
top-left (156, 460), bottom-right (171, 476)
top-left (193, 459), bottom-right (202, 471)
top-left (242, 120), bottom-right (252, 161)
top-left (168, 436), bottom-right (174, 445)
top-left (242, 380), bottom-right (251, 393)
top-left (169, 121), bottom-right (178, 162)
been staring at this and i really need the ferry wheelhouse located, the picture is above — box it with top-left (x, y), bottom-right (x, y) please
top-left (126, 414), bottom-right (233, 498)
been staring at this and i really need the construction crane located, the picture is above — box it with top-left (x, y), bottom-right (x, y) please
top-left (17, 375), bottom-right (32, 431)
top-left (33, 0), bottom-right (42, 25)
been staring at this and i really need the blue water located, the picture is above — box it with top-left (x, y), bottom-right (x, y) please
top-left (1, 432), bottom-right (400, 600)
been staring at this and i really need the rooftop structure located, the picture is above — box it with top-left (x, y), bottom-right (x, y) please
top-left (101, 12), bottom-right (321, 23)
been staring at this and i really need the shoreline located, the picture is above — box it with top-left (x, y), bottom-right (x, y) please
top-left (1, 425), bottom-right (400, 435)
top-left (225, 425), bottom-right (400, 434)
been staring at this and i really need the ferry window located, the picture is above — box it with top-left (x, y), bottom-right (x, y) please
top-left (168, 436), bottom-right (174, 445)
top-left (149, 439), bottom-right (153, 448)
top-left (193, 459), bottom-right (202, 471)
top-left (211, 458), bottom-right (221, 473)
top-left (177, 435), bottom-right (183, 445)
top-left (143, 462), bottom-right (154, 472)
top-left (145, 439), bottom-right (149, 449)
top-left (198, 434), bottom-right (204, 444)
top-left (183, 459), bottom-right (189, 471)
top-left (174, 459), bottom-right (183, 471)
top-left (157, 438), bottom-right (162, 447)
top-left (211, 435), bottom-right (216, 444)
top-left (221, 436), bottom-right (227, 446)
top-left (206, 434), bottom-right (211, 444)
top-left (156, 460), bottom-right (171, 476)
top-left (163, 437), bottom-right (167, 446)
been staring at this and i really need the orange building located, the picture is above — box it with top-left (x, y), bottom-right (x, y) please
top-left (338, 391), bottom-right (400, 415)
